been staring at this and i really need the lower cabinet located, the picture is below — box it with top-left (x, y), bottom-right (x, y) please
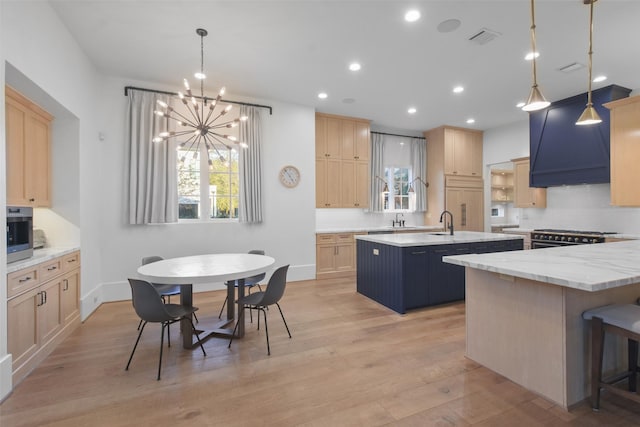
top-left (7, 251), bottom-right (81, 384)
top-left (357, 240), bottom-right (522, 313)
top-left (316, 232), bottom-right (365, 279)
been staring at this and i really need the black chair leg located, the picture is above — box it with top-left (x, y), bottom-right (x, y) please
top-left (228, 307), bottom-right (245, 349)
top-left (261, 307), bottom-right (270, 356)
top-left (189, 318), bottom-right (207, 356)
top-left (591, 316), bottom-right (605, 411)
top-left (276, 303), bottom-right (292, 338)
top-left (137, 319), bottom-right (143, 330)
top-left (629, 338), bottom-right (638, 393)
top-left (126, 321), bottom-right (146, 371)
top-left (158, 322), bottom-right (167, 380)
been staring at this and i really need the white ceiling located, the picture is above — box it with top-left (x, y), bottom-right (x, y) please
top-left (49, 0), bottom-right (640, 133)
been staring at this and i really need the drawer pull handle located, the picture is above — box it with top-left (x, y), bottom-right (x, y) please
top-left (47, 266), bottom-right (58, 271)
top-left (67, 259), bottom-right (76, 263)
top-left (411, 251), bottom-right (426, 255)
top-left (63, 279), bottom-right (69, 291)
top-left (37, 291), bottom-right (43, 307)
top-left (19, 276), bottom-right (32, 283)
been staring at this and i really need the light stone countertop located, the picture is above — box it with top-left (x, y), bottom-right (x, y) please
top-left (316, 225), bottom-right (443, 234)
top-left (443, 239), bottom-right (640, 292)
top-left (7, 247), bottom-right (80, 274)
top-left (355, 231), bottom-right (523, 247)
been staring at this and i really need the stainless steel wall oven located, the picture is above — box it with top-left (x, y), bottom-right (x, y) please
top-left (7, 206), bottom-right (33, 263)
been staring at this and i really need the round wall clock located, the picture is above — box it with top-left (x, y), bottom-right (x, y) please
top-left (279, 165), bottom-right (300, 188)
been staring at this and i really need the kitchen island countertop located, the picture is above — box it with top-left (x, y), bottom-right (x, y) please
top-left (443, 239), bottom-right (640, 292)
top-left (356, 230), bottom-right (523, 247)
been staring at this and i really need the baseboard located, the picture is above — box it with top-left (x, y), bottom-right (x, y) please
top-left (0, 353), bottom-right (13, 402)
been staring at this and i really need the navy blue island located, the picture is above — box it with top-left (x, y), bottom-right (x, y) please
top-left (356, 231), bottom-right (523, 313)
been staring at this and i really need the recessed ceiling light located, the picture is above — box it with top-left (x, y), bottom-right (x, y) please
top-left (516, 102), bottom-right (526, 108)
top-left (318, 92), bottom-right (328, 99)
top-left (349, 62), bottom-right (361, 72)
top-left (438, 19), bottom-right (462, 33)
top-left (466, 118), bottom-right (475, 124)
top-left (525, 51), bottom-right (540, 61)
top-left (405, 10), bottom-right (421, 22)
top-left (453, 86), bottom-right (464, 94)
top-left (593, 75), bottom-right (607, 83)
top-left (407, 107), bottom-right (417, 114)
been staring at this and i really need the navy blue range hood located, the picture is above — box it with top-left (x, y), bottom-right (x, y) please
top-left (529, 84), bottom-right (631, 188)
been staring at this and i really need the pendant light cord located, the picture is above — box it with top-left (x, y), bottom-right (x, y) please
top-left (586, 0), bottom-right (595, 107)
top-left (529, 0), bottom-right (538, 87)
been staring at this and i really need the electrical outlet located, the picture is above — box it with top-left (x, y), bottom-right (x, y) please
top-left (373, 249), bottom-right (379, 255)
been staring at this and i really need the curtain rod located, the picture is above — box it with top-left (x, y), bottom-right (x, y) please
top-left (371, 131), bottom-right (425, 140)
top-left (124, 85), bottom-right (273, 115)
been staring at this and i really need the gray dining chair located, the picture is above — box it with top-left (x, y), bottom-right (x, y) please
top-left (228, 264), bottom-right (291, 355)
top-left (126, 278), bottom-right (206, 380)
top-left (140, 256), bottom-right (198, 330)
top-left (218, 250), bottom-right (266, 320)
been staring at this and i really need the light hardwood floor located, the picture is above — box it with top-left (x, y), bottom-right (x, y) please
top-left (1, 277), bottom-right (639, 426)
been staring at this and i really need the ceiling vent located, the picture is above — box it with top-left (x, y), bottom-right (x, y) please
top-left (558, 62), bottom-right (586, 73)
top-left (468, 28), bottom-right (501, 45)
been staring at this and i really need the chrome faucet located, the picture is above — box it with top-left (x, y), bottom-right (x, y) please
top-left (439, 210), bottom-right (454, 235)
top-left (392, 213), bottom-right (405, 228)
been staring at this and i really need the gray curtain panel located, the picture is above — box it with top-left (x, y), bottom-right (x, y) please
top-left (238, 105), bottom-right (263, 223)
top-left (126, 89), bottom-right (178, 224)
top-left (410, 138), bottom-right (427, 212)
top-left (369, 133), bottom-right (386, 212)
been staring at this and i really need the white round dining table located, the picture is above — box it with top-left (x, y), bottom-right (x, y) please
top-left (136, 253), bottom-right (275, 348)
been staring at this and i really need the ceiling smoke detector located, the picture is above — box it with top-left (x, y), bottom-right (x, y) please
top-left (468, 28), bottom-right (501, 45)
top-left (558, 62), bottom-right (586, 73)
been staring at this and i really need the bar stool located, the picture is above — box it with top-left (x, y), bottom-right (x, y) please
top-left (582, 303), bottom-right (640, 410)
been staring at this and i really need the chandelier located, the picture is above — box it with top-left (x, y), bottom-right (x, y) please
top-left (521, 0), bottom-right (550, 112)
top-left (153, 28), bottom-right (247, 167)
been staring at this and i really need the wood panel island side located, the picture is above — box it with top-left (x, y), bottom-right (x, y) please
top-left (444, 240), bottom-right (640, 410)
top-left (355, 231), bottom-right (523, 314)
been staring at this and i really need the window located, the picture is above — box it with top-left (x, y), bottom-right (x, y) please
top-left (383, 166), bottom-right (412, 211)
top-left (177, 145), bottom-right (239, 220)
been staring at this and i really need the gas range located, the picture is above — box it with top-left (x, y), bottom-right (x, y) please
top-left (531, 229), bottom-right (617, 248)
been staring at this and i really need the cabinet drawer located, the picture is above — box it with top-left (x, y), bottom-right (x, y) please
top-left (316, 234), bottom-right (337, 244)
top-left (7, 267), bottom-right (40, 298)
top-left (445, 176), bottom-right (483, 188)
top-left (39, 258), bottom-right (62, 282)
top-left (62, 251), bottom-right (80, 273)
top-left (335, 233), bottom-right (354, 243)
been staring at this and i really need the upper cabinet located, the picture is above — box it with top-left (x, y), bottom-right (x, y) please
top-left (605, 95), bottom-right (640, 206)
top-left (315, 113), bottom-right (370, 208)
top-left (512, 157), bottom-right (546, 208)
top-left (529, 85), bottom-right (630, 188)
top-left (5, 86), bottom-right (53, 207)
top-left (490, 169), bottom-right (514, 203)
top-left (441, 127), bottom-right (483, 177)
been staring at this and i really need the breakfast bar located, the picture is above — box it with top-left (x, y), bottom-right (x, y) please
top-left (444, 240), bottom-right (640, 409)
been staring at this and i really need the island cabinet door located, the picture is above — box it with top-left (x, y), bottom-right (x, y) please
top-left (427, 245), bottom-right (468, 305)
top-left (403, 247), bottom-right (429, 310)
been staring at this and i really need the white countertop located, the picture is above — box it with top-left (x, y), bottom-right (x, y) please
top-left (443, 240), bottom-right (640, 292)
top-left (7, 247), bottom-right (80, 274)
top-left (355, 231), bottom-right (523, 247)
top-left (317, 225), bottom-right (442, 234)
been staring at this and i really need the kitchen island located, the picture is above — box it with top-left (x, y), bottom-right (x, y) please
top-left (355, 231), bottom-right (523, 313)
top-left (444, 240), bottom-right (640, 409)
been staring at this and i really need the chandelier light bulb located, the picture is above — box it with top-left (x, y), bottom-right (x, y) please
top-left (157, 100), bottom-right (168, 108)
top-left (194, 72), bottom-right (206, 80)
top-left (240, 115), bottom-right (248, 121)
top-left (240, 142), bottom-right (248, 149)
top-left (152, 137), bottom-right (163, 143)
top-left (183, 79), bottom-right (190, 91)
top-left (219, 87), bottom-right (226, 96)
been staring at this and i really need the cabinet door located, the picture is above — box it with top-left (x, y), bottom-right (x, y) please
top-left (325, 117), bottom-right (342, 159)
top-left (609, 97), bottom-right (640, 206)
top-left (315, 115), bottom-right (328, 159)
top-left (8, 288), bottom-right (39, 371)
top-left (403, 247), bottom-right (429, 309)
top-left (468, 131), bottom-right (483, 177)
top-left (316, 245), bottom-right (336, 274)
top-left (316, 159), bottom-right (342, 208)
top-left (354, 161), bottom-right (369, 208)
top-left (354, 121), bottom-right (370, 161)
top-left (26, 112), bottom-right (51, 206)
top-left (514, 159), bottom-right (546, 208)
top-left (334, 243), bottom-right (355, 272)
top-left (61, 269), bottom-right (80, 324)
top-left (341, 119), bottom-right (356, 160)
top-left (39, 278), bottom-right (63, 346)
top-left (428, 246), bottom-right (468, 305)
top-left (340, 161), bottom-right (356, 207)
top-left (445, 187), bottom-right (484, 232)
top-left (6, 96), bottom-right (29, 206)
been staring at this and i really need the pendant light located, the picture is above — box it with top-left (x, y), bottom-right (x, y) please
top-left (522, 0), bottom-right (550, 112)
top-left (576, 0), bottom-right (602, 125)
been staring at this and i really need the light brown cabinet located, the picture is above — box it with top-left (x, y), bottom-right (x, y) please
top-left (605, 95), bottom-right (640, 206)
top-left (5, 86), bottom-right (53, 207)
top-left (424, 126), bottom-right (484, 231)
top-left (512, 157), bottom-right (546, 208)
top-left (7, 251), bottom-right (81, 384)
top-left (315, 113), bottom-right (370, 208)
top-left (316, 232), bottom-right (364, 279)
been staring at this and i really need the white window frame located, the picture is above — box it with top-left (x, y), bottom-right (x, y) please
top-left (383, 165), bottom-right (416, 213)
